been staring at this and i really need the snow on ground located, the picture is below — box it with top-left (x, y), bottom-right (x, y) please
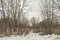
top-left (0, 32), bottom-right (59, 40)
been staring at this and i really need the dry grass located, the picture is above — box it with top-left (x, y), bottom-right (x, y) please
top-left (0, 27), bottom-right (60, 36)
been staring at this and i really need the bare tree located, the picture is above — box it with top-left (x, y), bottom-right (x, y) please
top-left (0, 0), bottom-right (31, 27)
top-left (40, 0), bottom-right (60, 34)
top-left (40, 0), bottom-right (55, 34)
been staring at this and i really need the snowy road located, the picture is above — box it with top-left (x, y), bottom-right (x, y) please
top-left (0, 32), bottom-right (59, 40)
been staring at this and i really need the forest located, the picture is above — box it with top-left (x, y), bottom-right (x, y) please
top-left (0, 0), bottom-right (60, 36)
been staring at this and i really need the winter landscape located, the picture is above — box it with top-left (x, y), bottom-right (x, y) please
top-left (0, 0), bottom-right (60, 40)
top-left (0, 32), bottom-right (59, 40)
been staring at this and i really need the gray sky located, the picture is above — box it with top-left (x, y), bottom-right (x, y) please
top-left (25, 0), bottom-right (44, 22)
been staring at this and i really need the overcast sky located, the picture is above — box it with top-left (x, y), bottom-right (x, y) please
top-left (24, 0), bottom-right (44, 22)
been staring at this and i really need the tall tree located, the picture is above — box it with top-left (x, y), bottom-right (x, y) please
top-left (0, 0), bottom-right (31, 27)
